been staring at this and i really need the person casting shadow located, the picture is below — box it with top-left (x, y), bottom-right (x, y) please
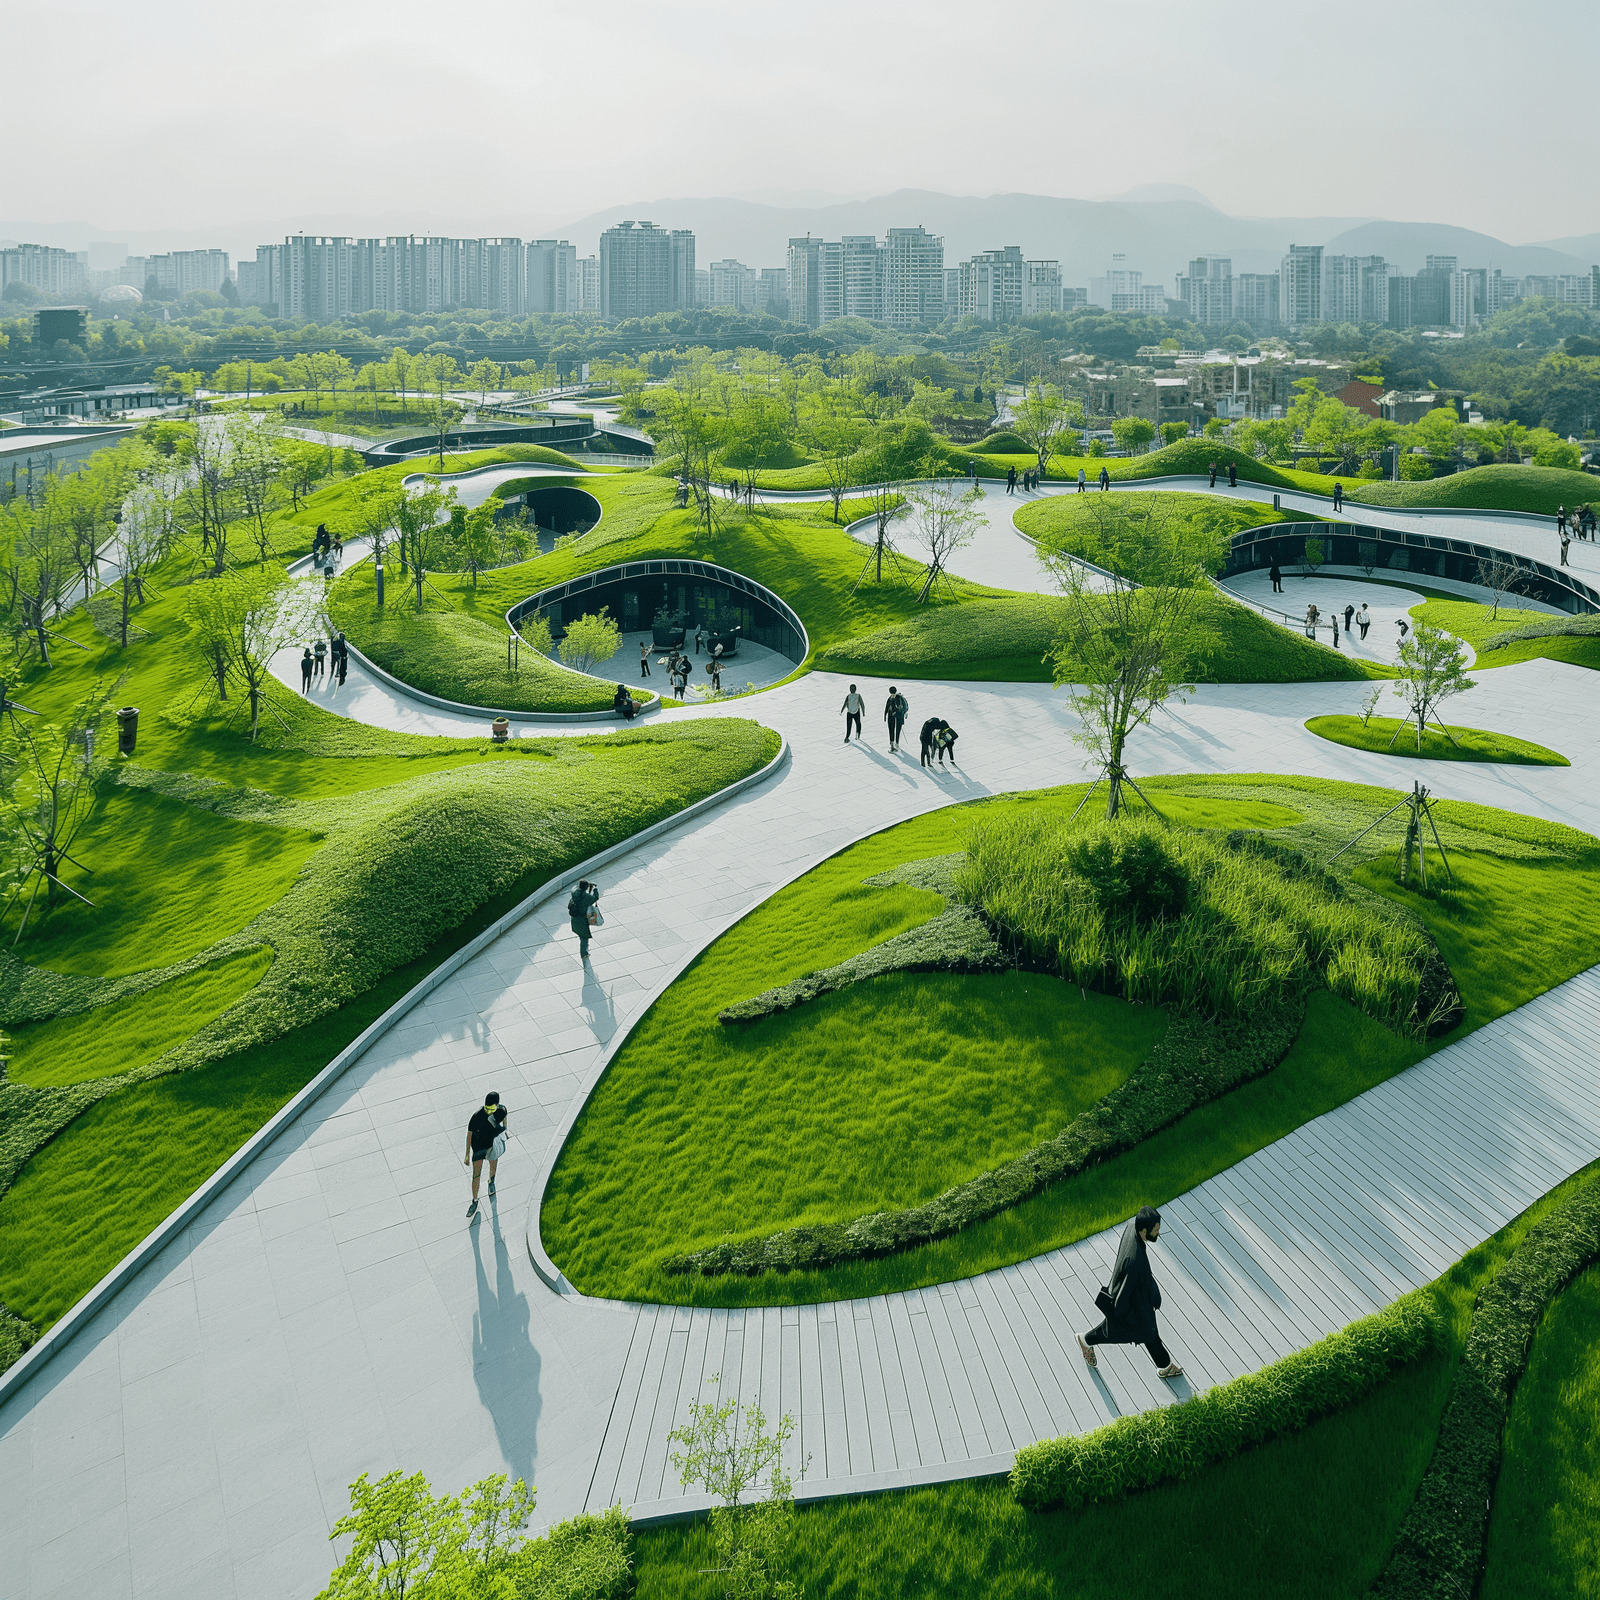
top-left (471, 1208), bottom-right (539, 1494)
top-left (1077, 1205), bottom-right (1184, 1380)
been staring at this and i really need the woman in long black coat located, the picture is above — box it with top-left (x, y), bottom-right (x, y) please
top-left (1078, 1205), bottom-right (1184, 1379)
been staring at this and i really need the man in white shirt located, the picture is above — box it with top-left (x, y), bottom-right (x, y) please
top-left (840, 683), bottom-right (865, 743)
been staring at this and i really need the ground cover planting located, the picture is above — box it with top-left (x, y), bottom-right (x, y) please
top-left (0, 527), bottom-right (780, 1351)
top-left (542, 776), bottom-right (1600, 1308)
top-left (1411, 598), bottom-right (1600, 672)
top-left (1305, 714), bottom-right (1569, 766)
top-left (1349, 463), bottom-right (1600, 517)
top-left (628, 1160), bottom-right (1600, 1600)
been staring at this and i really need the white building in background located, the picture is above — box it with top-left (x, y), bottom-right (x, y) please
top-left (527, 239), bottom-right (579, 314)
top-left (1089, 253), bottom-right (1140, 310)
top-left (754, 266), bottom-right (788, 318)
top-left (1359, 256), bottom-right (1389, 325)
top-left (579, 256), bottom-right (600, 312)
top-left (1175, 257), bottom-right (1232, 325)
top-left (1235, 272), bottom-right (1280, 326)
top-left (881, 226), bottom-right (945, 326)
top-left (1280, 243), bottom-right (1323, 328)
top-left (1, 243), bottom-right (87, 299)
top-left (959, 246), bottom-right (1025, 322)
top-left (1022, 259), bottom-right (1062, 316)
top-left (1321, 254), bottom-right (1362, 325)
top-left (708, 258), bottom-right (759, 309)
top-left (787, 236), bottom-right (848, 327)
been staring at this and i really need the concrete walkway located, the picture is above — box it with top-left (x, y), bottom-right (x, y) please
top-left (3, 499), bottom-right (1599, 1600)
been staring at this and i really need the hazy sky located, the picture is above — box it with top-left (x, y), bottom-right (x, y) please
top-left (6, 0), bottom-right (1596, 245)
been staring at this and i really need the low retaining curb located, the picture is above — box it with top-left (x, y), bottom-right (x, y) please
top-left (0, 733), bottom-right (791, 1411)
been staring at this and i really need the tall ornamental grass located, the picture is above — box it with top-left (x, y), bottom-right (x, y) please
top-left (959, 815), bottom-right (1443, 1035)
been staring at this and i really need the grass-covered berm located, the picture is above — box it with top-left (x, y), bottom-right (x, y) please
top-left (0, 522), bottom-right (779, 1354)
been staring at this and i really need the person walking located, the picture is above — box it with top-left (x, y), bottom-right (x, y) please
top-left (1330, 609), bottom-right (1340, 646)
top-left (1333, 480), bottom-right (1344, 513)
top-left (313, 638), bottom-right (327, 678)
top-left (463, 1091), bottom-right (509, 1220)
top-left (919, 716), bottom-right (946, 768)
top-left (567, 878), bottom-right (600, 960)
top-left (694, 625), bottom-right (705, 655)
top-left (1357, 602), bottom-right (1371, 640)
top-left (708, 657), bottom-right (723, 693)
top-left (1343, 603), bottom-right (1355, 632)
top-left (884, 686), bottom-right (908, 752)
top-left (1208, 460), bottom-right (1218, 487)
top-left (1269, 561), bottom-right (1283, 594)
top-left (1077, 466), bottom-right (1087, 493)
top-left (840, 683), bottom-right (865, 743)
top-left (1557, 505), bottom-right (1567, 538)
top-left (300, 647), bottom-right (314, 692)
top-left (639, 640), bottom-right (651, 679)
top-left (1561, 529), bottom-right (1571, 566)
top-left (1006, 465), bottom-right (1017, 495)
top-left (1098, 465), bottom-right (1110, 491)
top-left (1076, 1206), bottom-right (1183, 1380)
top-left (1396, 617), bottom-right (1410, 640)
top-left (334, 632), bottom-right (349, 686)
top-left (971, 460), bottom-right (980, 487)
top-left (1227, 460), bottom-right (1237, 488)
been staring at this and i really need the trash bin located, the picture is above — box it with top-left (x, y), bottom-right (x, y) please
top-left (116, 706), bottom-right (139, 756)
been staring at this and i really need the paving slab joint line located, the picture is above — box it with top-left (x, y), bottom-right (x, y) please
top-left (0, 732), bottom-right (790, 1411)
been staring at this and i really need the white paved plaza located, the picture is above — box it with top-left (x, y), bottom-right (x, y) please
top-left (3, 488), bottom-right (1598, 1599)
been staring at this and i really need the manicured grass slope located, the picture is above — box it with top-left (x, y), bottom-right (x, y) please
top-left (631, 1162), bottom-right (1600, 1600)
top-left (1349, 463), bottom-right (1599, 517)
top-left (1414, 598), bottom-right (1600, 673)
top-left (1306, 714), bottom-right (1569, 766)
top-left (1480, 1261), bottom-right (1600, 1600)
top-left (544, 777), bottom-right (1600, 1307)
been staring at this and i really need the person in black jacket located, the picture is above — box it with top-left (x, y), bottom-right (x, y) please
top-left (919, 716), bottom-right (947, 768)
top-left (463, 1091), bottom-right (509, 1219)
top-left (1077, 1205), bottom-right (1183, 1379)
top-left (568, 879), bottom-right (600, 959)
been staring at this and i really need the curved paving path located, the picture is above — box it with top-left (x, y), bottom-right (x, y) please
top-left (4, 497), bottom-right (1600, 1600)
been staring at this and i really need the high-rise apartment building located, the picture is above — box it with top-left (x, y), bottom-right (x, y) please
top-left (709, 258), bottom-right (758, 309)
top-left (1358, 257), bottom-right (1389, 325)
top-left (1386, 272), bottom-right (1415, 330)
top-left (754, 267), bottom-right (789, 318)
top-left (579, 256), bottom-right (600, 313)
top-left (881, 226), bottom-right (944, 326)
top-left (1412, 263), bottom-right (1452, 326)
top-left (137, 249), bottom-right (231, 298)
top-left (1090, 254), bottom-right (1141, 310)
top-left (959, 247), bottom-right (1026, 322)
top-left (1, 243), bottom-right (87, 300)
top-left (1235, 273), bottom-right (1280, 326)
top-left (1175, 257), bottom-right (1233, 325)
top-left (1321, 254), bottom-right (1362, 325)
top-left (527, 240), bottom-right (579, 314)
top-left (1022, 259), bottom-right (1062, 316)
top-left (1280, 245), bottom-right (1323, 328)
top-left (461, 238), bottom-right (524, 319)
top-left (839, 236), bottom-right (881, 321)
top-left (787, 236), bottom-right (847, 327)
top-left (599, 222), bottom-right (694, 318)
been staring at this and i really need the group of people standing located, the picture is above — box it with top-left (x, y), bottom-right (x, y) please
top-left (839, 684), bottom-right (959, 767)
top-left (1206, 460), bottom-right (1240, 489)
top-left (1005, 465), bottom-right (1045, 494)
top-left (1302, 600), bottom-right (1372, 645)
top-left (1074, 466), bottom-right (1112, 493)
top-left (299, 633), bottom-right (350, 690)
top-left (1557, 504), bottom-right (1596, 566)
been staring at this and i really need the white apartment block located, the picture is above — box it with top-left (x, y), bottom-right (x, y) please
top-left (1022, 259), bottom-right (1062, 316)
top-left (527, 240), bottom-right (579, 314)
top-left (960, 246), bottom-right (1025, 322)
top-left (1, 243), bottom-right (87, 300)
top-left (1175, 257), bottom-right (1232, 325)
top-left (1321, 254), bottom-right (1362, 325)
top-left (881, 227), bottom-right (944, 327)
top-left (579, 256), bottom-right (600, 313)
top-left (1280, 244), bottom-right (1323, 328)
top-left (1089, 254), bottom-right (1139, 310)
top-left (1235, 273), bottom-right (1280, 326)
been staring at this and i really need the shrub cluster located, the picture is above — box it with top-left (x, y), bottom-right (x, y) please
top-left (1010, 1291), bottom-right (1441, 1511)
top-left (960, 816), bottom-right (1459, 1036)
top-left (1371, 1171), bottom-right (1600, 1599)
top-left (0, 1302), bottom-right (37, 1373)
top-left (664, 996), bottom-right (1302, 1278)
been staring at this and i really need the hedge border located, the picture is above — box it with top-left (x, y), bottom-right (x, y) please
top-left (1370, 1169), bottom-right (1600, 1598)
top-left (1010, 1291), bottom-right (1441, 1511)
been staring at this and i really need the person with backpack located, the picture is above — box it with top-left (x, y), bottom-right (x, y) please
top-left (884, 686), bottom-right (908, 752)
top-left (1098, 465), bottom-right (1110, 491)
top-left (463, 1091), bottom-right (509, 1220)
top-left (936, 723), bottom-right (960, 766)
top-left (334, 632), bottom-right (349, 686)
top-left (568, 878), bottom-right (600, 959)
top-left (1269, 561), bottom-right (1283, 594)
top-left (919, 715), bottom-right (948, 768)
top-left (1076, 1205), bottom-right (1184, 1380)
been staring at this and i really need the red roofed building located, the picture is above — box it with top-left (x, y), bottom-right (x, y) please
top-left (1336, 379), bottom-right (1383, 417)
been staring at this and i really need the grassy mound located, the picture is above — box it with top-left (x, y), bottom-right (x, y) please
top-left (1348, 464), bottom-right (1600, 517)
top-left (542, 776), bottom-right (1600, 1309)
top-left (332, 602), bottom-right (617, 712)
top-left (972, 429), bottom-right (1031, 454)
top-left (1306, 714), bottom-right (1568, 767)
top-left (820, 590), bottom-right (1373, 683)
top-left (1411, 599), bottom-right (1600, 672)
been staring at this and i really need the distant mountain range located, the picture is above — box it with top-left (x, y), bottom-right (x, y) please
top-left (4, 190), bottom-right (1597, 290)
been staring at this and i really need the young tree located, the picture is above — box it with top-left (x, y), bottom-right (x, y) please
top-left (469, 359), bottom-right (499, 406)
top-left (559, 608), bottom-right (621, 674)
top-left (1011, 382), bottom-right (1079, 477)
top-left (2, 484), bottom-right (77, 666)
top-left (1473, 551), bottom-right (1533, 621)
top-left (320, 1470), bottom-right (464, 1600)
top-left (448, 503), bottom-right (499, 590)
top-left (387, 347), bottom-right (413, 412)
top-left (393, 482), bottom-right (452, 583)
top-left (670, 1384), bottom-right (801, 1600)
top-left (1110, 416), bottom-right (1156, 456)
top-left (184, 567), bottom-right (299, 740)
top-left (181, 419), bottom-right (239, 575)
top-left (1301, 535), bottom-right (1325, 578)
top-left (857, 443), bottom-right (906, 585)
top-left (3, 678), bottom-right (120, 937)
top-left (803, 406), bottom-right (865, 524)
top-left (227, 411), bottom-right (287, 565)
top-left (903, 475), bottom-right (984, 603)
top-left (114, 475), bottom-right (181, 646)
top-left (1391, 623), bottom-right (1475, 751)
top-left (1041, 497), bottom-right (1221, 820)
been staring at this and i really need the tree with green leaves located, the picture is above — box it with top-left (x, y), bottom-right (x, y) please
top-left (183, 567), bottom-right (299, 740)
top-left (1109, 416), bottom-right (1155, 456)
top-left (393, 482), bottom-right (453, 583)
top-left (558, 608), bottom-right (620, 675)
top-left (1, 481), bottom-right (78, 666)
top-left (227, 411), bottom-right (288, 565)
top-left (903, 474), bottom-right (983, 603)
top-left (448, 503), bottom-right (499, 590)
top-left (1391, 623), bottom-right (1475, 751)
top-left (1040, 496), bottom-right (1221, 820)
top-left (670, 1383), bottom-right (801, 1600)
top-left (803, 405), bottom-right (865, 524)
top-left (1011, 381), bottom-right (1080, 476)
top-left (114, 473), bottom-right (181, 646)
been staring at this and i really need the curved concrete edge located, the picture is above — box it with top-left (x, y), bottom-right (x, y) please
top-left (522, 782), bottom-right (986, 1302)
top-left (624, 1450), bottom-right (1016, 1529)
top-left (340, 638), bottom-right (663, 724)
top-left (0, 730), bottom-right (790, 1413)
top-left (398, 460), bottom-right (595, 489)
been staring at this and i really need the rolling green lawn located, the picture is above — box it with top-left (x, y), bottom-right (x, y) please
top-left (0, 533), bottom-right (781, 1347)
top-left (1480, 1260), bottom-right (1600, 1599)
top-left (1349, 463), bottom-right (1600, 517)
top-left (1413, 598), bottom-right (1600, 673)
top-left (1305, 714), bottom-right (1569, 766)
top-left (1013, 487), bottom-right (1319, 563)
top-left (632, 1159), bottom-right (1600, 1600)
top-left (542, 777), bottom-right (1600, 1308)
